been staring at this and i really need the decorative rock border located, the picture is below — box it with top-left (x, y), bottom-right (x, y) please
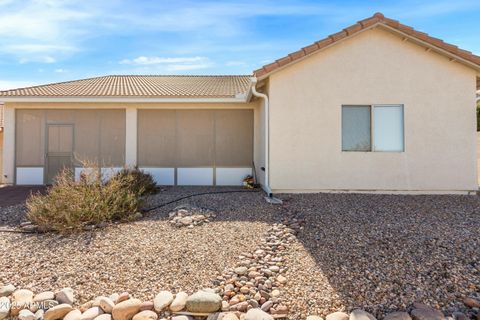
top-left (168, 205), bottom-right (216, 228)
top-left (0, 285), bottom-right (276, 320)
top-left (212, 223), bottom-right (295, 317)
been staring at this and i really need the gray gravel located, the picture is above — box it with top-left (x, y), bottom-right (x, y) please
top-left (1, 188), bottom-right (479, 320)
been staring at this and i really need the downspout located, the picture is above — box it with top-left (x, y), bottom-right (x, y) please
top-left (250, 77), bottom-right (272, 197)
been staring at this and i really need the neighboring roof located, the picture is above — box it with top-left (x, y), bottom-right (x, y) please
top-left (254, 12), bottom-right (480, 78)
top-left (0, 75), bottom-right (252, 98)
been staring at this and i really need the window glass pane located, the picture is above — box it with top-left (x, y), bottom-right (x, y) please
top-left (342, 106), bottom-right (371, 151)
top-left (373, 105), bottom-right (404, 151)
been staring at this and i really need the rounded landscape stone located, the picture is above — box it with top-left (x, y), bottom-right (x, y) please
top-left (153, 291), bottom-right (174, 312)
top-left (170, 292), bottom-right (188, 312)
top-left (349, 309), bottom-right (376, 320)
top-left (44, 304), bottom-right (74, 320)
top-left (383, 312), bottom-right (412, 320)
top-left (185, 291), bottom-right (222, 313)
top-left (326, 312), bottom-right (350, 320)
top-left (112, 299), bottom-right (142, 320)
top-left (132, 310), bottom-right (158, 320)
top-left (245, 308), bottom-right (273, 320)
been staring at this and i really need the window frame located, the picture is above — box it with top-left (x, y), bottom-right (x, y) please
top-left (341, 104), bottom-right (405, 153)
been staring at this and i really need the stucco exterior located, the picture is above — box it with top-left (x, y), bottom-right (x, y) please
top-left (267, 27), bottom-right (478, 193)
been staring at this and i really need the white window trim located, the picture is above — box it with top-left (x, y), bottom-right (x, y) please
top-left (341, 104), bottom-right (405, 153)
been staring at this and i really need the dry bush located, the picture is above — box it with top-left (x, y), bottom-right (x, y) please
top-left (109, 167), bottom-right (158, 197)
top-left (26, 164), bottom-right (142, 233)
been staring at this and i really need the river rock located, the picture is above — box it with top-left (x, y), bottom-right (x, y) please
top-left (245, 308), bottom-right (273, 320)
top-left (326, 312), bottom-right (349, 320)
top-left (153, 291), bottom-right (173, 312)
top-left (55, 288), bottom-right (74, 305)
top-left (34, 309), bottom-right (44, 320)
top-left (139, 302), bottom-right (154, 311)
top-left (350, 310), bottom-right (376, 320)
top-left (11, 289), bottom-right (34, 316)
top-left (112, 299), bottom-right (141, 320)
top-left (94, 315), bottom-right (112, 320)
top-left (64, 309), bottom-right (82, 320)
top-left (186, 291), bottom-right (222, 313)
top-left (19, 309), bottom-right (35, 320)
top-left (171, 316), bottom-right (194, 320)
top-left (0, 297), bottom-right (10, 320)
top-left (98, 297), bottom-right (115, 313)
top-left (170, 292), bottom-right (188, 312)
top-left (0, 285), bottom-right (15, 297)
top-left (260, 301), bottom-right (273, 312)
top-left (464, 297), bottom-right (480, 308)
top-left (44, 304), bottom-right (74, 320)
top-left (34, 292), bottom-right (55, 303)
top-left (234, 267), bottom-right (248, 276)
top-left (80, 307), bottom-right (103, 320)
top-left (306, 316), bottom-right (323, 320)
top-left (411, 307), bottom-right (444, 320)
top-left (384, 312), bottom-right (411, 320)
top-left (132, 310), bottom-right (158, 320)
top-left (221, 313), bottom-right (240, 320)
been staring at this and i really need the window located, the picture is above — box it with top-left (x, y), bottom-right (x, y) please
top-left (342, 105), bottom-right (404, 152)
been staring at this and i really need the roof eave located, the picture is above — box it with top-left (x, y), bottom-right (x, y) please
top-left (255, 23), bottom-right (480, 81)
top-left (0, 96), bottom-right (251, 104)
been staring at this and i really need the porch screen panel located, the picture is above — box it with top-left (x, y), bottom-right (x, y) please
top-left (16, 109), bottom-right (46, 166)
top-left (74, 110), bottom-right (101, 165)
top-left (215, 110), bottom-right (253, 167)
top-left (99, 110), bottom-right (126, 166)
top-left (138, 110), bottom-right (176, 167)
top-left (176, 110), bottom-right (214, 167)
top-left (46, 109), bottom-right (74, 123)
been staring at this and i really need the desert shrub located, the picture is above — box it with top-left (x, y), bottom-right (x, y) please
top-left (26, 166), bottom-right (141, 233)
top-left (108, 167), bottom-right (158, 196)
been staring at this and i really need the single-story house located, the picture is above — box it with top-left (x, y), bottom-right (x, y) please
top-left (1, 13), bottom-right (480, 194)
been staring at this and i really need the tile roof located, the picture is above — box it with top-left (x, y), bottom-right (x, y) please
top-left (254, 12), bottom-right (480, 78)
top-left (0, 75), bottom-right (252, 98)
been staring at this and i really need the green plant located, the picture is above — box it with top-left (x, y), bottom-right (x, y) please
top-left (477, 100), bottom-right (480, 132)
top-left (26, 165), bottom-right (142, 233)
top-left (109, 167), bottom-right (158, 196)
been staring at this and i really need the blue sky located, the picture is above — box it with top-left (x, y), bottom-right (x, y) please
top-left (0, 0), bottom-right (479, 90)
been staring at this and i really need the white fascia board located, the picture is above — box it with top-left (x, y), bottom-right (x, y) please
top-left (0, 96), bottom-right (249, 103)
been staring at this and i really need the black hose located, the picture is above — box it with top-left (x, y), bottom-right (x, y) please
top-left (142, 189), bottom-right (261, 213)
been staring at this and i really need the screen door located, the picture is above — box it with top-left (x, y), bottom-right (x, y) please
top-left (46, 124), bottom-right (74, 184)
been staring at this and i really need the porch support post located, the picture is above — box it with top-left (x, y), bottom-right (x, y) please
top-left (125, 107), bottom-right (137, 167)
top-left (2, 105), bottom-right (15, 184)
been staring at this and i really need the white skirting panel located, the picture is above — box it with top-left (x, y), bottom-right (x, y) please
top-left (16, 167), bottom-right (44, 185)
top-left (140, 168), bottom-right (175, 186)
top-left (177, 168), bottom-right (213, 186)
top-left (216, 168), bottom-right (252, 186)
top-left (101, 167), bottom-right (123, 181)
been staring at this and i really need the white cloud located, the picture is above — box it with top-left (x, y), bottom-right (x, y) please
top-left (0, 80), bottom-right (39, 91)
top-left (118, 56), bottom-right (212, 72)
top-left (19, 56), bottom-right (56, 64)
top-left (55, 68), bottom-right (68, 73)
top-left (120, 56), bottom-right (207, 65)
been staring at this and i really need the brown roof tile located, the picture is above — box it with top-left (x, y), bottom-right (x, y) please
top-left (254, 12), bottom-right (480, 78)
top-left (0, 75), bottom-right (252, 98)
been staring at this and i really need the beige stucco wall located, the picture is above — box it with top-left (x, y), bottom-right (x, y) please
top-left (268, 27), bottom-right (478, 193)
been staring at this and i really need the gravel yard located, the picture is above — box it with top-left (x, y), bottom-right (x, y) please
top-left (1, 187), bottom-right (479, 319)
